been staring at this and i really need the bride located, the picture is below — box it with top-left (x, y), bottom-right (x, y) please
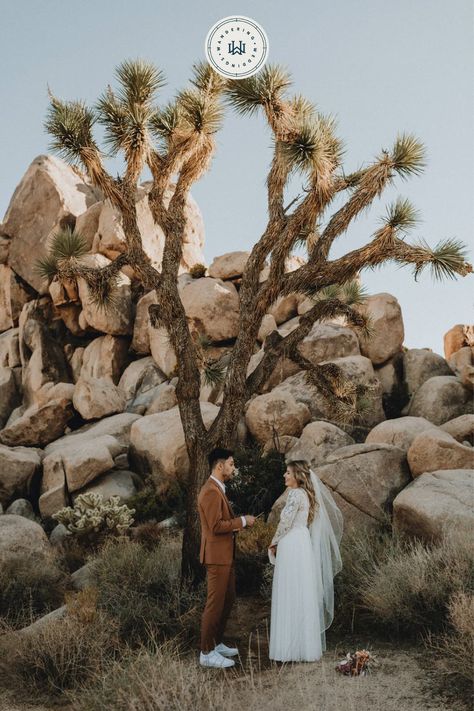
top-left (268, 459), bottom-right (343, 662)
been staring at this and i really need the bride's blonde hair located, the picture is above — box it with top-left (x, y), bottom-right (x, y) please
top-left (287, 459), bottom-right (318, 525)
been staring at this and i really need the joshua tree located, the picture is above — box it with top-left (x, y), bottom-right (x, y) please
top-left (40, 59), bottom-right (471, 578)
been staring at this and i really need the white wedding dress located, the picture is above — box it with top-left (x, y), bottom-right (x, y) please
top-left (268, 472), bottom-right (343, 662)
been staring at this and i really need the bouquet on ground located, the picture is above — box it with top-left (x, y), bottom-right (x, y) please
top-left (336, 649), bottom-right (377, 676)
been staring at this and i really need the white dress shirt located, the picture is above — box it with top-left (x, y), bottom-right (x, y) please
top-left (210, 475), bottom-right (247, 528)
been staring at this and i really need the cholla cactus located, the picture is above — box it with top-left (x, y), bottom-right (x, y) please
top-left (53, 493), bottom-right (135, 538)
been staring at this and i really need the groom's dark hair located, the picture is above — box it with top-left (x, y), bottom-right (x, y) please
top-left (208, 447), bottom-right (234, 470)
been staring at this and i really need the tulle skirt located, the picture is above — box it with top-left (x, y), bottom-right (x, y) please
top-left (269, 526), bottom-right (324, 662)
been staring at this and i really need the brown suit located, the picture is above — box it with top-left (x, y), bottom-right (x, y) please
top-left (198, 477), bottom-right (244, 652)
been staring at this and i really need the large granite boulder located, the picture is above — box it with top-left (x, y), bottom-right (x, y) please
top-left (131, 290), bottom-right (158, 354)
top-left (440, 414), bottom-right (474, 445)
top-left (118, 357), bottom-right (167, 412)
top-left (297, 322), bottom-right (360, 366)
top-left (80, 335), bottom-right (130, 384)
top-left (180, 277), bottom-right (240, 341)
top-left (286, 421), bottom-right (354, 468)
top-left (448, 346), bottom-right (474, 390)
top-left (73, 374), bottom-right (126, 420)
top-left (45, 413), bottom-right (141, 454)
top-left (0, 366), bottom-right (19, 428)
top-left (0, 328), bottom-right (20, 369)
top-left (0, 265), bottom-right (31, 333)
top-left (365, 416), bottom-right (434, 453)
top-left (130, 403), bottom-right (219, 491)
top-left (76, 254), bottom-right (133, 335)
top-left (316, 443), bottom-right (410, 529)
top-left (245, 390), bottom-right (311, 444)
top-left (443, 324), bottom-right (474, 360)
top-left (402, 349), bottom-right (453, 396)
top-left (407, 376), bottom-right (473, 425)
top-left (72, 470), bottom-right (137, 502)
top-left (393, 470), bottom-right (474, 541)
top-left (0, 514), bottom-right (52, 562)
top-left (0, 398), bottom-right (74, 447)
top-left (149, 326), bottom-right (177, 377)
top-left (145, 381), bottom-right (178, 415)
top-left (1, 155), bottom-right (100, 293)
top-left (356, 293), bottom-right (404, 365)
top-left (208, 251), bottom-right (249, 280)
top-left (407, 428), bottom-right (474, 477)
top-left (0, 444), bottom-right (42, 506)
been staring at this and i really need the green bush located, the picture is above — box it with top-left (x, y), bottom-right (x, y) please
top-left (228, 444), bottom-right (286, 519)
top-left (0, 555), bottom-right (66, 628)
top-left (126, 479), bottom-right (186, 525)
top-left (89, 535), bottom-right (204, 645)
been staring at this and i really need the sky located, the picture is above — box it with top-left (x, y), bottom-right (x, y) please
top-left (1, 0), bottom-right (473, 356)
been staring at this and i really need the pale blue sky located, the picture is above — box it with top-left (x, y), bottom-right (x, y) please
top-left (1, 0), bottom-right (472, 355)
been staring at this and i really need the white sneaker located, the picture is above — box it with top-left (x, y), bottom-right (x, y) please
top-left (200, 650), bottom-right (235, 668)
top-left (214, 642), bottom-right (239, 657)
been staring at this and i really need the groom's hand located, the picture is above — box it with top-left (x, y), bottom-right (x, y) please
top-left (245, 515), bottom-right (256, 527)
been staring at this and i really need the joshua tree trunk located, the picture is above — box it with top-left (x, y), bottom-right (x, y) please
top-left (42, 59), bottom-right (472, 583)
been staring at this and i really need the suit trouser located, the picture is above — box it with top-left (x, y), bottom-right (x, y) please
top-left (201, 563), bottom-right (236, 653)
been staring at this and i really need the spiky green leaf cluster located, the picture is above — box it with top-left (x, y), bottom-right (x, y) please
top-left (190, 61), bottom-right (227, 96)
top-left (202, 359), bottom-right (227, 387)
top-left (225, 64), bottom-right (292, 116)
top-left (411, 238), bottom-right (471, 281)
top-left (381, 197), bottom-right (420, 234)
top-left (308, 279), bottom-right (368, 305)
top-left (115, 59), bottom-right (166, 107)
top-left (177, 89), bottom-right (224, 134)
top-left (35, 227), bottom-right (88, 282)
top-left (44, 96), bottom-right (97, 164)
top-left (278, 113), bottom-right (343, 176)
top-left (390, 133), bottom-right (426, 179)
top-left (150, 101), bottom-right (182, 139)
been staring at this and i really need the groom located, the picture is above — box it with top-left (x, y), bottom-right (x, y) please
top-left (198, 447), bottom-right (256, 668)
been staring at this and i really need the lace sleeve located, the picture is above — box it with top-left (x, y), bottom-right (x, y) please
top-left (271, 488), bottom-right (303, 546)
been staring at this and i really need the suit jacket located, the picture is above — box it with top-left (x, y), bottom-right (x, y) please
top-left (198, 477), bottom-right (244, 565)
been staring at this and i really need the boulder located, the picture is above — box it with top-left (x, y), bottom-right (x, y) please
top-left (443, 324), bottom-right (473, 360)
top-left (407, 428), bottom-right (474, 477)
top-left (0, 444), bottom-right (42, 506)
top-left (208, 251), bottom-right (249, 279)
top-left (45, 412), bottom-right (141, 454)
top-left (73, 470), bottom-right (137, 502)
top-left (257, 314), bottom-right (278, 343)
top-left (180, 277), bottom-right (240, 341)
top-left (0, 328), bottom-right (20, 368)
top-left (448, 346), bottom-right (474, 390)
top-left (440, 414), bottom-right (474, 445)
top-left (0, 398), bottom-right (74, 447)
top-left (0, 366), bottom-right (19, 427)
top-left (71, 562), bottom-right (94, 591)
top-left (402, 349), bottom-right (453, 396)
top-left (75, 201), bottom-right (102, 250)
top-left (365, 416), bottom-right (434, 453)
top-left (69, 347), bottom-right (84, 383)
top-left (407, 375), bottom-right (473, 425)
top-left (146, 382), bottom-right (178, 415)
top-left (356, 293), bottom-right (404, 365)
top-left (76, 254), bottom-right (133, 335)
top-left (35, 382), bottom-right (75, 408)
top-left (130, 403), bottom-right (219, 491)
top-left (73, 374), bottom-right (126, 420)
top-left (149, 326), bottom-right (177, 377)
top-left (374, 353), bottom-right (408, 418)
top-left (245, 390), bottom-right (311, 444)
top-left (246, 347), bottom-right (300, 391)
top-left (2, 155), bottom-right (100, 292)
top-left (49, 523), bottom-right (71, 546)
top-left (80, 335), bottom-right (130, 385)
top-left (132, 290), bottom-right (157, 354)
top-left (18, 300), bottom-right (71, 405)
top-left (316, 443), bottom-right (410, 529)
top-left (5, 498), bottom-right (35, 520)
top-left (286, 421), bottom-right (354, 467)
top-left (267, 294), bottom-right (299, 325)
top-left (262, 435), bottom-right (299, 456)
top-left (0, 265), bottom-right (31, 332)
top-left (393, 470), bottom-right (474, 541)
top-left (118, 356), bottom-right (167, 414)
top-left (297, 322), bottom-right (360, 366)
top-left (0, 514), bottom-right (52, 561)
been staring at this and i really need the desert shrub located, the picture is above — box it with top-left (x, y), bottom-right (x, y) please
top-left (189, 263), bottom-right (207, 278)
top-left (333, 523), bottom-right (474, 638)
top-left (0, 589), bottom-right (120, 698)
top-left (235, 519), bottom-right (276, 596)
top-left (55, 535), bottom-right (90, 573)
top-left (0, 555), bottom-right (67, 628)
top-left (53, 493), bottom-right (135, 547)
top-left (89, 535), bottom-right (204, 645)
top-left (229, 444), bottom-right (286, 519)
top-left (131, 521), bottom-right (165, 549)
top-left (126, 479), bottom-right (186, 525)
top-left (71, 639), bottom-right (231, 711)
top-left (426, 591), bottom-right (474, 704)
